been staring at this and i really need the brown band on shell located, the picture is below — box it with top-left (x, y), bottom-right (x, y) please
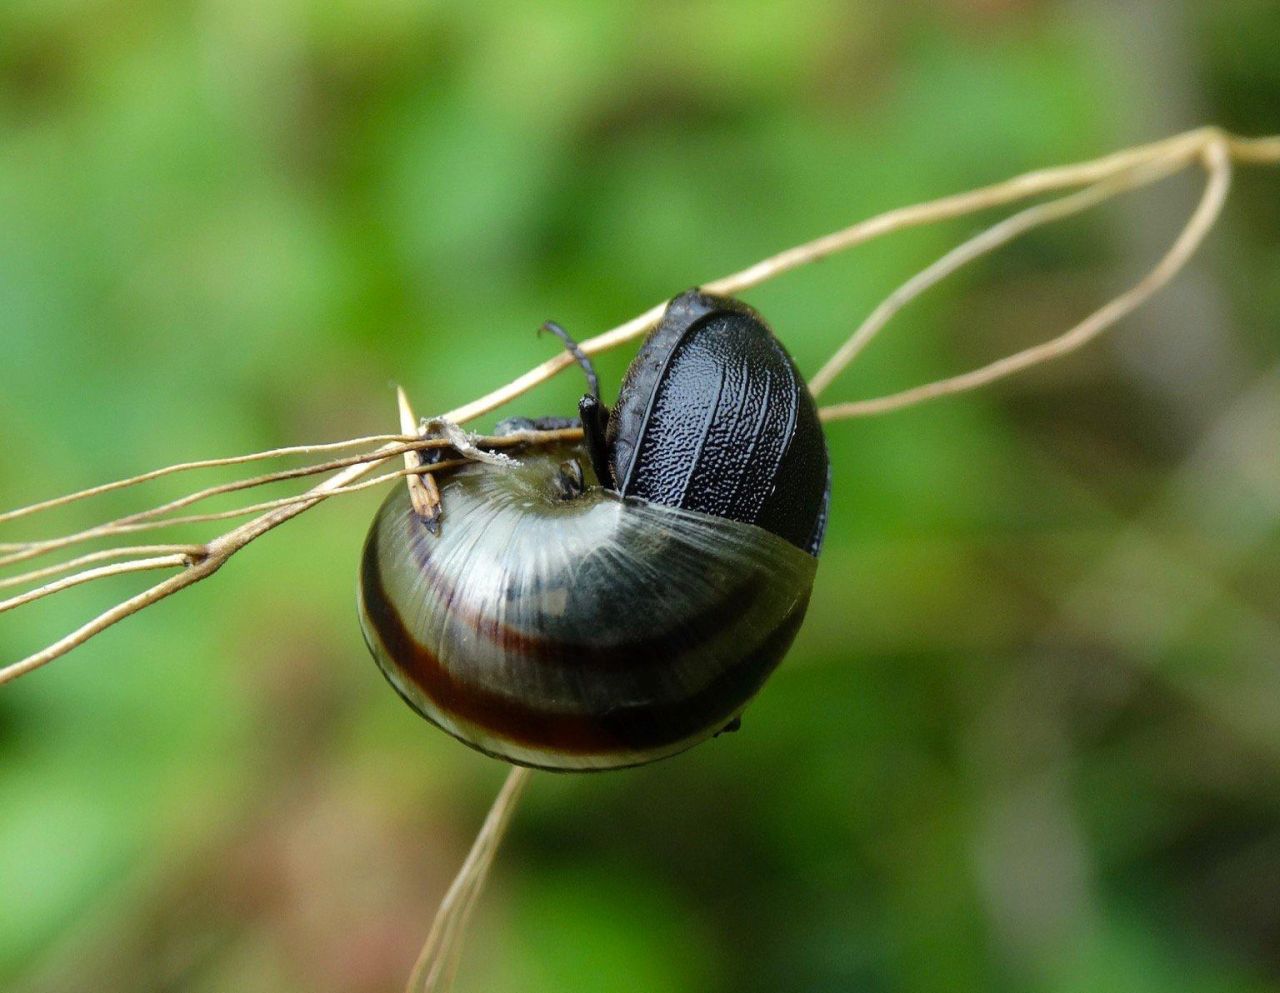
top-left (360, 524), bottom-right (808, 762)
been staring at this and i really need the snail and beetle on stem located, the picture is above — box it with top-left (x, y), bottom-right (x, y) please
top-left (358, 289), bottom-right (829, 771)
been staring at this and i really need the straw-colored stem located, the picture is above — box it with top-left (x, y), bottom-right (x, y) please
top-left (0, 432), bottom-right (583, 568)
top-left (0, 555), bottom-right (190, 615)
top-left (441, 126), bottom-right (1233, 427)
top-left (0, 434), bottom-right (416, 526)
top-left (819, 140), bottom-right (1233, 420)
top-left (0, 545), bottom-right (208, 591)
top-left (0, 442), bottom-right (398, 685)
top-left (0, 463), bottom-right (472, 590)
top-left (808, 150), bottom-right (1191, 397)
top-left (399, 387), bottom-right (441, 521)
top-left (405, 767), bottom-right (534, 993)
top-left (0, 430), bottom-right (581, 685)
top-left (0, 441), bottom-right (437, 565)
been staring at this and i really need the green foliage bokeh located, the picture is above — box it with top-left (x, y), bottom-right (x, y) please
top-left (2, 2), bottom-right (1279, 991)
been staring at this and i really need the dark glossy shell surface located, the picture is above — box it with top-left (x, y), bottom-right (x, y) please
top-left (357, 444), bottom-right (816, 771)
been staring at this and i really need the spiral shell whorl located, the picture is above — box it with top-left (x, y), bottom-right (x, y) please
top-left (357, 445), bottom-right (816, 771)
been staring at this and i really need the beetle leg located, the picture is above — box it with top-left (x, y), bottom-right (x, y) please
top-left (578, 393), bottom-right (615, 489)
top-left (715, 716), bottom-right (742, 736)
top-left (539, 320), bottom-right (601, 399)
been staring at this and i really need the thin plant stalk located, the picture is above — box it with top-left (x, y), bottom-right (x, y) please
top-left (0, 439), bottom-right (448, 565)
top-left (439, 126), bottom-right (1264, 427)
top-left (807, 149), bottom-right (1192, 396)
top-left (0, 556), bottom-right (191, 615)
top-left (0, 431), bottom-right (582, 568)
top-left (0, 462), bottom-right (488, 617)
top-left (0, 546), bottom-right (209, 592)
top-left (0, 434), bottom-right (416, 526)
top-left (405, 766), bottom-right (534, 993)
top-left (818, 141), bottom-right (1232, 421)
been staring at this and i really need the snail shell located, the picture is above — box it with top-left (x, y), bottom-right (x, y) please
top-left (358, 442), bottom-right (817, 771)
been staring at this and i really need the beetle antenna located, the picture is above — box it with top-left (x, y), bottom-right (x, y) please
top-left (539, 320), bottom-right (601, 399)
top-left (537, 321), bottom-right (614, 489)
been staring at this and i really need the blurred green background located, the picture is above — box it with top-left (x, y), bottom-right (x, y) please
top-left (3, 1), bottom-right (1279, 991)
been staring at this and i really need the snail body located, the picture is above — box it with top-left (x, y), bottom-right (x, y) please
top-left (358, 290), bottom-right (830, 771)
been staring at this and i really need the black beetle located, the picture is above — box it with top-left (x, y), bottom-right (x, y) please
top-left (576, 289), bottom-right (830, 554)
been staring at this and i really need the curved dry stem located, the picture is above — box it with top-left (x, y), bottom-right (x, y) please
top-left (0, 431), bottom-right (584, 569)
top-left (819, 140), bottom-right (1233, 420)
top-left (1, 462), bottom-right (471, 558)
top-left (399, 386), bottom-right (441, 520)
top-left (808, 150), bottom-right (1191, 396)
top-left (442, 126), bottom-right (1228, 426)
top-left (0, 555), bottom-right (191, 615)
top-left (0, 545), bottom-right (208, 592)
top-left (406, 766), bottom-right (534, 993)
top-left (0, 434), bottom-right (416, 526)
top-left (0, 440), bottom-right (441, 565)
top-left (0, 440), bottom-right (394, 685)
top-left (0, 556), bottom-right (227, 685)
top-left (1228, 134), bottom-right (1280, 164)
top-left (0, 430), bottom-right (583, 685)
